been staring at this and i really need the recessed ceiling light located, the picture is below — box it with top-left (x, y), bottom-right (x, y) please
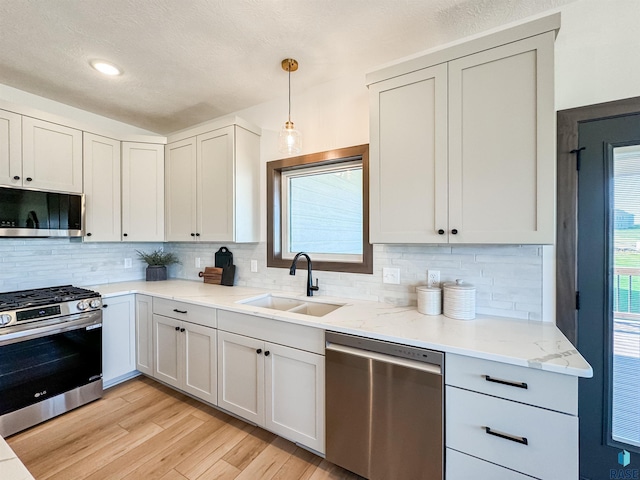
top-left (90, 60), bottom-right (122, 76)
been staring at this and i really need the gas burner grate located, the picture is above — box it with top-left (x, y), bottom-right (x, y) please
top-left (0, 285), bottom-right (99, 311)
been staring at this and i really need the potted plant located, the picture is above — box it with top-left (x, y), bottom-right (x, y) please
top-left (136, 249), bottom-right (181, 281)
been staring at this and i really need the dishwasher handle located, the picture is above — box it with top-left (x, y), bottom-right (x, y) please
top-left (326, 342), bottom-right (442, 375)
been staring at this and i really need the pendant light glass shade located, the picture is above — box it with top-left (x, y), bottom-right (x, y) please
top-left (278, 58), bottom-right (302, 155)
top-left (279, 120), bottom-right (302, 155)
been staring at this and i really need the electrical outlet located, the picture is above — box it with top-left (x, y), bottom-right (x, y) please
top-left (195, 257), bottom-right (201, 268)
top-left (124, 258), bottom-right (132, 269)
top-left (383, 267), bottom-right (400, 285)
top-left (250, 259), bottom-right (258, 273)
top-left (427, 270), bottom-right (440, 287)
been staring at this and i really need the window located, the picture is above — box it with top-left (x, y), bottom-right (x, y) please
top-left (267, 144), bottom-right (373, 274)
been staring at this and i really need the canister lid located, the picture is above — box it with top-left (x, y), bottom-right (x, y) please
top-left (442, 279), bottom-right (475, 290)
top-left (416, 285), bottom-right (441, 292)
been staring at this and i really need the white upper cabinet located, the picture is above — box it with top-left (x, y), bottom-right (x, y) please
top-left (83, 133), bottom-right (121, 242)
top-left (0, 109), bottom-right (22, 188)
top-left (165, 119), bottom-right (260, 243)
top-left (122, 142), bottom-right (165, 242)
top-left (447, 33), bottom-right (555, 244)
top-left (369, 65), bottom-right (448, 244)
top-left (2, 115), bottom-right (82, 193)
top-left (368, 15), bottom-right (558, 245)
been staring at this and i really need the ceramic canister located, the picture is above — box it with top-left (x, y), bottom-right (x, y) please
top-left (416, 286), bottom-right (442, 315)
top-left (442, 279), bottom-right (476, 320)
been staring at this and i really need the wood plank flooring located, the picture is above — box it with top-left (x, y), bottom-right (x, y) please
top-left (7, 377), bottom-right (364, 480)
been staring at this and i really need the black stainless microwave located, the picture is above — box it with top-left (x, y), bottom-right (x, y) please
top-left (0, 186), bottom-right (84, 237)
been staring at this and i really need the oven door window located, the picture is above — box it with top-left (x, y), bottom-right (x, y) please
top-left (0, 325), bottom-right (102, 415)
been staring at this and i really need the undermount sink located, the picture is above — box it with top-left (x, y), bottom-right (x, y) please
top-left (238, 294), bottom-right (344, 317)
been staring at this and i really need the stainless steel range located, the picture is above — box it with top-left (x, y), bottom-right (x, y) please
top-left (0, 285), bottom-right (103, 437)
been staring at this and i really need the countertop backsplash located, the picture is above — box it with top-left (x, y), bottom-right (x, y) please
top-left (168, 242), bottom-right (544, 321)
top-left (0, 239), bottom-right (543, 321)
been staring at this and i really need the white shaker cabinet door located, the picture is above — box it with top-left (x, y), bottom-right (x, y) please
top-left (83, 133), bottom-right (121, 241)
top-left (447, 32), bottom-right (555, 244)
top-left (135, 294), bottom-right (154, 376)
top-left (153, 314), bottom-right (181, 389)
top-left (197, 126), bottom-right (234, 242)
top-left (102, 295), bottom-right (136, 387)
top-left (22, 117), bottom-right (83, 193)
top-left (217, 330), bottom-right (264, 425)
top-left (0, 109), bottom-right (22, 187)
top-left (183, 322), bottom-right (217, 405)
top-left (265, 342), bottom-right (325, 454)
top-left (122, 142), bottom-right (164, 241)
top-left (165, 137), bottom-right (197, 242)
top-left (369, 64), bottom-right (448, 244)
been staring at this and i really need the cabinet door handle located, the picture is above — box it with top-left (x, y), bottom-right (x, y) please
top-left (484, 375), bottom-right (528, 389)
top-left (13, 175), bottom-right (20, 180)
top-left (180, 328), bottom-right (185, 333)
top-left (438, 229), bottom-right (445, 235)
top-left (484, 426), bottom-right (528, 445)
top-left (451, 229), bottom-right (458, 235)
top-left (26, 177), bottom-right (33, 182)
top-left (175, 326), bottom-right (180, 331)
top-left (191, 233), bottom-right (195, 237)
top-left (173, 309), bottom-right (187, 314)
top-left (195, 233), bottom-right (200, 237)
top-left (264, 351), bottom-right (270, 357)
top-left (256, 348), bottom-right (262, 354)
top-left (86, 232), bottom-right (92, 237)
top-left (102, 304), bottom-right (108, 308)
top-left (123, 233), bottom-right (128, 237)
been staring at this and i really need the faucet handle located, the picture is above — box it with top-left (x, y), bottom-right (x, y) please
top-left (311, 278), bottom-right (319, 291)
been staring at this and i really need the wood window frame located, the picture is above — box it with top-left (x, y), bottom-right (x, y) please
top-left (556, 96), bottom-right (640, 344)
top-left (267, 144), bottom-right (373, 274)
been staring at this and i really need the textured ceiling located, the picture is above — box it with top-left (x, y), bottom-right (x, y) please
top-left (0, 0), bottom-right (576, 134)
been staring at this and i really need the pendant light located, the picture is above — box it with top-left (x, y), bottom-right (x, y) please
top-left (278, 58), bottom-right (302, 155)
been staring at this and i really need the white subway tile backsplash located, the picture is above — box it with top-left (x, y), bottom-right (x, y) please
top-left (0, 239), bottom-right (545, 321)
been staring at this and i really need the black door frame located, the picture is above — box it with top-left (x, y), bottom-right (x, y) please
top-left (556, 96), bottom-right (640, 344)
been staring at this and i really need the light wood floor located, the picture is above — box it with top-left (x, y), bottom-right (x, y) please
top-left (7, 376), bottom-right (364, 480)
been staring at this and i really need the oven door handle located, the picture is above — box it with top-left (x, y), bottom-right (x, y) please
top-left (0, 312), bottom-right (102, 346)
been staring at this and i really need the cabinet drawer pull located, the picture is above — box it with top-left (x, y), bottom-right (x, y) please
top-left (484, 375), bottom-right (528, 389)
top-left (173, 309), bottom-right (187, 314)
top-left (484, 426), bottom-right (528, 445)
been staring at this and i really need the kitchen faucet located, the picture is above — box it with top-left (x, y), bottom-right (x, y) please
top-left (289, 252), bottom-right (319, 297)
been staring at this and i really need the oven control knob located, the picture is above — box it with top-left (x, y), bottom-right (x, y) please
top-left (77, 300), bottom-right (89, 311)
top-left (0, 314), bottom-right (11, 327)
top-left (90, 299), bottom-right (102, 309)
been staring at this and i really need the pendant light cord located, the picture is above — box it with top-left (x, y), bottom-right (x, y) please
top-left (288, 62), bottom-right (292, 123)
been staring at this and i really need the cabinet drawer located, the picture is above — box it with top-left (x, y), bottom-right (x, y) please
top-left (446, 448), bottom-right (534, 480)
top-left (218, 310), bottom-right (324, 355)
top-left (446, 386), bottom-right (577, 480)
top-left (153, 297), bottom-right (216, 328)
top-left (445, 353), bottom-right (577, 414)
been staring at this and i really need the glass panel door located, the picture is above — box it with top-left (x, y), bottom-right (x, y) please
top-left (612, 145), bottom-right (640, 448)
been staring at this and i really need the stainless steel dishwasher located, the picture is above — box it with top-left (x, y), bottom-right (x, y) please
top-left (325, 331), bottom-right (443, 480)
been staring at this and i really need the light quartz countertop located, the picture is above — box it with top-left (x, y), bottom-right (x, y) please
top-left (0, 437), bottom-right (34, 480)
top-left (93, 279), bottom-right (593, 378)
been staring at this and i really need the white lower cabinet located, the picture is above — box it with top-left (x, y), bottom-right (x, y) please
top-left (217, 311), bottom-right (325, 453)
top-left (445, 353), bottom-right (578, 480)
top-left (446, 448), bottom-right (533, 480)
top-left (135, 294), bottom-right (154, 376)
top-left (153, 313), bottom-right (217, 405)
top-left (102, 294), bottom-right (137, 387)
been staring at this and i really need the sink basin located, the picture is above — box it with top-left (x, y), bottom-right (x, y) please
top-left (239, 294), bottom-right (304, 311)
top-left (238, 294), bottom-right (343, 317)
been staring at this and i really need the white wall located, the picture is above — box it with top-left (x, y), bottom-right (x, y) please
top-left (0, 84), bottom-right (158, 136)
top-left (555, 0), bottom-right (640, 110)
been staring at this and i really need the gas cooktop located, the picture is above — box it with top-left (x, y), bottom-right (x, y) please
top-left (0, 285), bottom-right (99, 312)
